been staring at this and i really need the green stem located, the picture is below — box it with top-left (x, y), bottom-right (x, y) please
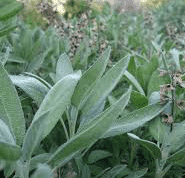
top-left (160, 52), bottom-right (172, 82)
top-left (60, 117), bottom-right (69, 141)
top-left (170, 71), bottom-right (176, 132)
top-left (128, 141), bottom-right (137, 168)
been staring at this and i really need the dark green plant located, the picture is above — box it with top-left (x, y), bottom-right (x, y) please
top-left (63, 0), bottom-right (90, 19)
top-left (17, 0), bottom-right (49, 30)
top-left (153, 0), bottom-right (185, 34)
top-left (0, 0), bottom-right (23, 37)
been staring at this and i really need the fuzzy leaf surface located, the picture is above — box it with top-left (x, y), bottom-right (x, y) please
top-left (47, 87), bottom-right (131, 169)
top-left (0, 119), bottom-right (21, 160)
top-left (80, 55), bottom-right (130, 125)
top-left (102, 103), bottom-right (167, 138)
top-left (0, 62), bottom-right (25, 146)
top-left (56, 53), bottom-right (73, 82)
top-left (32, 71), bottom-right (81, 141)
top-left (10, 75), bottom-right (49, 106)
top-left (128, 133), bottom-right (161, 159)
top-left (71, 47), bottom-right (111, 108)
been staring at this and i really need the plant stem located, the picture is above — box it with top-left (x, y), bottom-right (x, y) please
top-left (170, 71), bottom-right (176, 131)
top-left (60, 117), bottom-right (69, 141)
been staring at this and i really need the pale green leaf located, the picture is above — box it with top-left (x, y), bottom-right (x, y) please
top-left (32, 71), bottom-right (81, 140)
top-left (31, 164), bottom-right (53, 178)
top-left (4, 161), bottom-right (17, 177)
top-left (124, 70), bottom-right (145, 95)
top-left (128, 133), bottom-right (161, 159)
top-left (23, 72), bottom-right (52, 89)
top-left (0, 119), bottom-right (21, 160)
top-left (56, 53), bottom-right (73, 82)
top-left (149, 91), bottom-right (161, 105)
top-left (0, 119), bottom-right (15, 144)
top-left (0, 62), bottom-right (25, 146)
top-left (167, 147), bottom-right (185, 164)
top-left (71, 46), bottom-right (111, 108)
top-left (30, 153), bottom-right (52, 171)
top-left (163, 121), bottom-right (185, 153)
top-left (22, 111), bottom-right (50, 161)
top-left (80, 55), bottom-right (130, 125)
top-left (102, 103), bottom-right (167, 138)
top-left (9, 75), bottom-right (49, 106)
top-left (47, 86), bottom-right (132, 169)
top-left (147, 69), bottom-right (170, 98)
top-left (149, 117), bottom-right (170, 144)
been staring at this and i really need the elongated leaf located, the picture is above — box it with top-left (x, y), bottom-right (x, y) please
top-left (0, 142), bottom-right (21, 160)
top-left (82, 164), bottom-right (91, 178)
top-left (0, 160), bottom-right (6, 170)
top-left (27, 49), bottom-right (52, 73)
top-left (80, 55), bottom-right (130, 125)
top-left (23, 72), bottom-right (52, 89)
top-left (79, 99), bottom-right (106, 127)
top-left (88, 150), bottom-right (112, 164)
top-left (167, 147), bottom-right (185, 164)
top-left (71, 46), bottom-right (111, 108)
top-left (4, 161), bottom-right (17, 177)
top-left (0, 119), bottom-right (15, 144)
top-left (125, 168), bottom-right (148, 178)
top-left (0, 62), bottom-right (25, 146)
top-left (0, 119), bottom-right (21, 160)
top-left (9, 75), bottom-right (49, 106)
top-left (47, 87), bottom-right (132, 169)
top-left (31, 164), bottom-right (53, 178)
top-left (127, 133), bottom-right (161, 159)
top-left (15, 160), bottom-right (30, 178)
top-left (102, 164), bottom-right (127, 178)
top-left (169, 48), bottom-right (181, 71)
top-left (102, 103), bottom-right (167, 138)
top-left (32, 71), bottom-right (81, 140)
top-left (147, 69), bottom-right (170, 98)
top-left (149, 91), bottom-right (161, 105)
top-left (124, 70), bottom-right (145, 95)
top-left (163, 121), bottom-right (185, 153)
top-left (56, 53), bottom-right (73, 82)
top-left (22, 111), bottom-right (50, 161)
top-left (127, 56), bottom-right (136, 76)
top-left (0, 1), bottom-right (23, 21)
top-left (30, 153), bottom-right (52, 171)
top-left (0, 25), bottom-right (16, 37)
top-left (149, 117), bottom-right (170, 144)
top-left (136, 55), bottom-right (159, 93)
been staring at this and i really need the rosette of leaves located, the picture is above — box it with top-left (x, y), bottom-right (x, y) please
top-left (0, 46), bottom-right (168, 177)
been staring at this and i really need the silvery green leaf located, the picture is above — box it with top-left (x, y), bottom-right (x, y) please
top-left (0, 62), bottom-right (25, 146)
